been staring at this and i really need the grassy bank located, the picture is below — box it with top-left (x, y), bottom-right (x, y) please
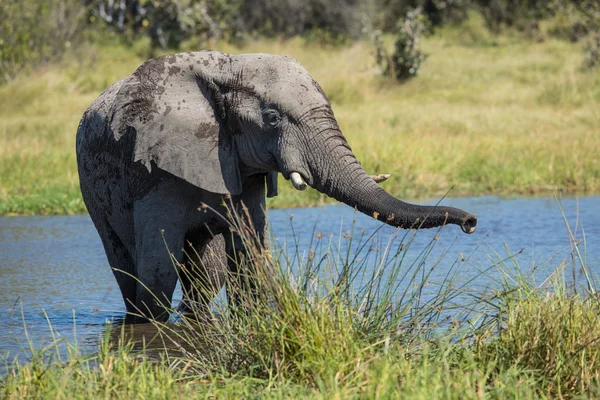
top-left (5, 307), bottom-right (598, 400)
top-left (2, 219), bottom-right (599, 398)
top-left (1, 26), bottom-right (599, 215)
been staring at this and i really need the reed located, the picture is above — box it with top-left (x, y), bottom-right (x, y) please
top-left (4, 206), bottom-right (598, 398)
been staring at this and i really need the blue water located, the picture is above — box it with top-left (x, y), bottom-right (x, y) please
top-left (1, 195), bottom-right (598, 365)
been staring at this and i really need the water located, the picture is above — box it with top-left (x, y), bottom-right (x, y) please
top-left (1, 195), bottom-right (598, 365)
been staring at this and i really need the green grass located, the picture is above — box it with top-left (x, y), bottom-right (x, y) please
top-left (1, 21), bottom-right (600, 214)
top-left (2, 209), bottom-right (599, 399)
top-left (5, 295), bottom-right (597, 399)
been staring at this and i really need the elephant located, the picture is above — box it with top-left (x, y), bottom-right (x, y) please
top-left (76, 51), bottom-right (477, 322)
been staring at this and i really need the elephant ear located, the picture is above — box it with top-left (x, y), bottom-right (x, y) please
top-left (110, 53), bottom-right (241, 196)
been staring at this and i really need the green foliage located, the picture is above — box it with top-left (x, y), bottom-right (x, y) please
top-left (583, 33), bottom-right (600, 69)
top-left (93, 0), bottom-right (244, 48)
top-left (548, 6), bottom-right (591, 41)
top-left (552, 0), bottom-right (600, 39)
top-left (476, 0), bottom-right (552, 34)
top-left (91, 0), bottom-right (363, 49)
top-left (2, 211), bottom-right (600, 398)
top-left (373, 0), bottom-right (471, 33)
top-left (372, 0), bottom-right (599, 46)
top-left (237, 0), bottom-right (364, 40)
top-left (124, 209), bottom-right (600, 398)
top-left (0, 0), bottom-right (88, 83)
top-left (375, 8), bottom-right (428, 81)
top-left (481, 295), bottom-right (600, 395)
top-left (554, 0), bottom-right (600, 68)
top-left (3, 0), bottom-right (600, 83)
top-left (170, 211), bottom-right (481, 382)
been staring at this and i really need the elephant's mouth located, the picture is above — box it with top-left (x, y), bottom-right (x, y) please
top-left (460, 215), bottom-right (477, 234)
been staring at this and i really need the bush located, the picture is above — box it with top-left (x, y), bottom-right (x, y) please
top-left (92, 0), bottom-right (244, 48)
top-left (583, 32), bottom-right (600, 69)
top-left (236, 0), bottom-right (364, 41)
top-left (3, 0), bottom-right (600, 83)
top-left (92, 0), bottom-right (364, 48)
top-left (476, 0), bottom-right (552, 33)
top-left (375, 8), bottom-right (428, 82)
top-left (547, 0), bottom-right (599, 42)
top-left (0, 0), bottom-right (88, 83)
top-left (374, 0), bottom-right (470, 33)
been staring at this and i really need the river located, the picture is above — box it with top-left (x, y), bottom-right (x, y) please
top-left (1, 195), bottom-right (598, 365)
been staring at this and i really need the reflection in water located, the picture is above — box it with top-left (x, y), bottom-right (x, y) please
top-left (107, 321), bottom-right (193, 359)
top-left (1, 196), bottom-right (599, 364)
top-left (105, 312), bottom-right (226, 363)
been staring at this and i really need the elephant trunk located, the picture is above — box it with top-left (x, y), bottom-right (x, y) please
top-left (303, 129), bottom-right (477, 234)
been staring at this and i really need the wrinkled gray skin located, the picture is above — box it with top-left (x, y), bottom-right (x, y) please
top-left (76, 51), bottom-right (477, 322)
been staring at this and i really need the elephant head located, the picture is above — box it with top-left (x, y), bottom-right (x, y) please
top-left (111, 51), bottom-right (477, 234)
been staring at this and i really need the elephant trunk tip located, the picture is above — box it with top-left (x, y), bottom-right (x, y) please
top-left (460, 214), bottom-right (477, 234)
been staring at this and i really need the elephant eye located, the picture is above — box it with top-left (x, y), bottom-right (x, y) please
top-left (263, 109), bottom-right (281, 128)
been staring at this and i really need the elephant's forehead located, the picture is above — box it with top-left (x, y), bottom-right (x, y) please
top-left (234, 53), bottom-right (329, 110)
top-left (134, 51), bottom-right (329, 112)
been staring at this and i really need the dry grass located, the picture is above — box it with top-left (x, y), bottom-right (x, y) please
top-left (1, 27), bottom-right (599, 214)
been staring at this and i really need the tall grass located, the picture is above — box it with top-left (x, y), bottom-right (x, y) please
top-left (1, 17), bottom-right (600, 215)
top-left (4, 206), bottom-right (597, 398)
top-left (163, 210), bottom-right (483, 382)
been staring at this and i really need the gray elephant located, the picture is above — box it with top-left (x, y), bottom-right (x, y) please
top-left (76, 51), bottom-right (477, 322)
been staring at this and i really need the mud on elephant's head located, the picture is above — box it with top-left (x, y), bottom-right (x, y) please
top-left (112, 51), bottom-right (477, 233)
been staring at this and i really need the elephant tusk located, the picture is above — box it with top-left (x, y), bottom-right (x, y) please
top-left (370, 173), bottom-right (391, 183)
top-left (290, 172), bottom-right (307, 191)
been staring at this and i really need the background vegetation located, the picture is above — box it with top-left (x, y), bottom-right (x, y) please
top-left (2, 0), bottom-right (599, 80)
top-left (0, 0), bottom-right (599, 215)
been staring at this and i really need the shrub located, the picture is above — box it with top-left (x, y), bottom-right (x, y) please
top-left (548, 0), bottom-right (600, 41)
top-left (0, 0), bottom-right (88, 83)
top-left (583, 32), bottom-right (600, 69)
top-left (374, 0), bottom-right (471, 33)
top-left (92, 0), bottom-right (244, 48)
top-left (476, 0), bottom-right (553, 33)
top-left (375, 8), bottom-right (428, 82)
top-left (92, 0), bottom-right (363, 48)
top-left (236, 0), bottom-right (364, 41)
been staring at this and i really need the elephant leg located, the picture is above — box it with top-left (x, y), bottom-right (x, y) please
top-left (132, 187), bottom-right (189, 322)
top-left (133, 222), bottom-right (184, 322)
top-left (90, 214), bottom-right (137, 318)
top-left (225, 174), bottom-right (269, 310)
top-left (225, 231), bottom-right (254, 310)
top-left (179, 233), bottom-right (227, 317)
